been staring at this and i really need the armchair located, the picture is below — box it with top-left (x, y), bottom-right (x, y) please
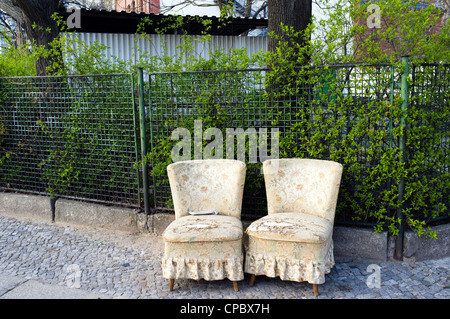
top-left (244, 158), bottom-right (343, 296)
top-left (162, 159), bottom-right (247, 291)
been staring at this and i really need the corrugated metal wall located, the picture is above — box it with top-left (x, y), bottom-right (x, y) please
top-left (64, 32), bottom-right (267, 64)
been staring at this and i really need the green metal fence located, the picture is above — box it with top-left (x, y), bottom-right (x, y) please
top-left (147, 65), bottom-right (396, 219)
top-left (0, 62), bottom-right (447, 234)
top-left (147, 61), bottom-right (449, 226)
top-left (408, 63), bottom-right (450, 225)
top-left (0, 74), bottom-right (141, 207)
top-left (147, 69), bottom-right (270, 214)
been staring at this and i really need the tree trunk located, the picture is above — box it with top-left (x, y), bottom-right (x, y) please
top-left (268, 0), bottom-right (312, 57)
top-left (16, 0), bottom-right (62, 75)
top-left (0, 0), bottom-right (62, 75)
top-left (29, 18), bottom-right (61, 75)
top-left (267, 0), bottom-right (313, 140)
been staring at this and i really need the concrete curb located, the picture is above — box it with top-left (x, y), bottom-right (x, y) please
top-left (55, 198), bottom-right (143, 232)
top-left (0, 193), bottom-right (146, 232)
top-left (1, 192), bottom-right (449, 262)
top-left (403, 223), bottom-right (450, 262)
top-left (332, 226), bottom-right (388, 261)
top-left (0, 193), bottom-right (51, 223)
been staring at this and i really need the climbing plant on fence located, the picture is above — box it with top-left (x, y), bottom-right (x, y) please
top-left (147, 60), bottom-right (449, 238)
top-left (0, 0), bottom-right (448, 239)
top-left (147, 69), bottom-right (270, 213)
top-left (0, 74), bottom-right (141, 207)
top-left (0, 67), bottom-right (447, 238)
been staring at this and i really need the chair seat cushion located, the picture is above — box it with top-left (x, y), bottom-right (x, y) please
top-left (246, 212), bottom-right (332, 244)
top-left (163, 215), bottom-right (243, 243)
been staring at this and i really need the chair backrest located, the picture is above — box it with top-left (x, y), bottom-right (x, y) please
top-left (263, 158), bottom-right (343, 223)
top-left (167, 159), bottom-right (247, 220)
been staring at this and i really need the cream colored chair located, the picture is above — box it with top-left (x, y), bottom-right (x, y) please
top-left (245, 158), bottom-right (343, 296)
top-left (162, 159), bottom-right (246, 292)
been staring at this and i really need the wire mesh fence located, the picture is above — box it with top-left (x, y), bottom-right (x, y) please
top-left (0, 74), bottom-right (141, 207)
top-left (147, 69), bottom-right (271, 215)
top-left (147, 63), bottom-right (449, 226)
top-left (147, 66), bottom-right (397, 220)
top-left (408, 63), bottom-right (450, 225)
top-left (0, 63), bottom-right (447, 231)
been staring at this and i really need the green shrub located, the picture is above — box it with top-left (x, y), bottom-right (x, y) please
top-left (0, 45), bottom-right (36, 77)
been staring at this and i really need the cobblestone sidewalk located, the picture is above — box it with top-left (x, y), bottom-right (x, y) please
top-left (0, 216), bottom-right (448, 299)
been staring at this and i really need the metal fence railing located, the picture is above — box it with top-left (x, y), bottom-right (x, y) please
top-left (0, 74), bottom-right (141, 207)
top-left (0, 62), bottom-right (448, 236)
top-left (146, 66), bottom-right (396, 219)
top-left (147, 69), bottom-right (271, 214)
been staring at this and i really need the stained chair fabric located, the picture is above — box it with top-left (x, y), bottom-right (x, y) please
top-left (162, 159), bottom-right (246, 291)
top-left (244, 158), bottom-right (343, 296)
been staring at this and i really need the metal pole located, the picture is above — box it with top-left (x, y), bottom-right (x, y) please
top-left (394, 56), bottom-right (409, 260)
top-left (148, 74), bottom-right (157, 212)
top-left (138, 68), bottom-right (151, 219)
top-left (131, 75), bottom-right (142, 207)
top-left (389, 65), bottom-right (395, 149)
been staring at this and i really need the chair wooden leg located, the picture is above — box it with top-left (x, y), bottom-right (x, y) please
top-left (233, 281), bottom-right (239, 292)
top-left (169, 279), bottom-right (175, 291)
top-left (249, 274), bottom-right (256, 286)
top-left (313, 284), bottom-right (319, 297)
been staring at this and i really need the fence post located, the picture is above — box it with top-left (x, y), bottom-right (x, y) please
top-left (394, 56), bottom-right (409, 260)
top-left (147, 74), bottom-right (156, 208)
top-left (131, 75), bottom-right (142, 207)
top-left (389, 65), bottom-right (395, 149)
top-left (138, 68), bottom-right (151, 220)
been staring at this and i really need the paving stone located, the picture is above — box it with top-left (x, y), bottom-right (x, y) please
top-left (0, 215), bottom-right (449, 299)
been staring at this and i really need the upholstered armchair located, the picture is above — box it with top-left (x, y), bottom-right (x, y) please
top-left (245, 158), bottom-right (343, 296)
top-left (162, 159), bottom-right (247, 292)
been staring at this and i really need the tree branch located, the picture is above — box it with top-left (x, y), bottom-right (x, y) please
top-left (0, 0), bottom-right (24, 23)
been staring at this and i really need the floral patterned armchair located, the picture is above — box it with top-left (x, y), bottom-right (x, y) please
top-left (162, 159), bottom-right (247, 292)
top-left (244, 158), bottom-right (343, 296)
